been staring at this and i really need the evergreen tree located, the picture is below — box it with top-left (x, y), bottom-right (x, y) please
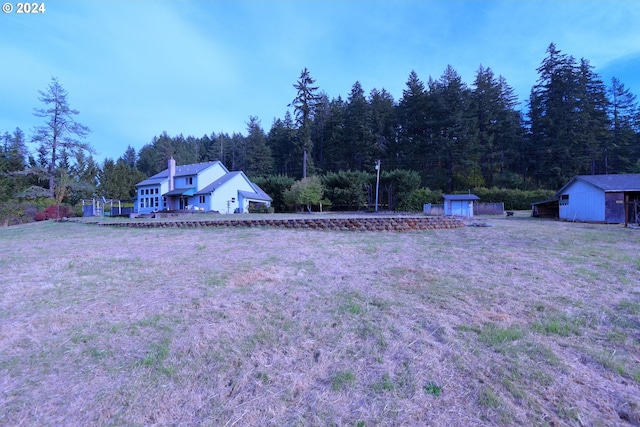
top-left (290, 68), bottom-right (320, 178)
top-left (4, 128), bottom-right (28, 171)
top-left (574, 58), bottom-right (609, 175)
top-left (99, 158), bottom-right (146, 200)
top-left (120, 145), bottom-right (137, 169)
top-left (244, 116), bottom-right (273, 177)
top-left (368, 88), bottom-right (396, 168)
top-left (31, 77), bottom-right (92, 197)
top-left (529, 44), bottom-right (611, 186)
top-left (268, 112), bottom-right (298, 176)
top-left (344, 81), bottom-right (375, 170)
top-left (429, 65), bottom-right (477, 191)
top-left (471, 66), bottom-right (523, 187)
top-left (397, 70), bottom-right (430, 172)
top-left (608, 77), bottom-right (639, 172)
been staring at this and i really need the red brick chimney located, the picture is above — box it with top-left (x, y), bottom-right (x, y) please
top-left (168, 157), bottom-right (176, 191)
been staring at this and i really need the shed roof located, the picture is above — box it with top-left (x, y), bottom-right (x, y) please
top-left (555, 174), bottom-right (640, 196)
top-left (442, 194), bottom-right (480, 201)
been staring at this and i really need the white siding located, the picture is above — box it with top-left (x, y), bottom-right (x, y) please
top-left (444, 200), bottom-right (474, 217)
top-left (558, 180), bottom-right (605, 222)
top-left (195, 163), bottom-right (227, 192)
top-left (208, 174), bottom-right (256, 213)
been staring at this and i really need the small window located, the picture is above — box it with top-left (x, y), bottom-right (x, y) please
top-left (560, 194), bottom-right (569, 206)
top-left (155, 188), bottom-right (158, 194)
top-left (163, 197), bottom-right (166, 207)
top-left (155, 197), bottom-right (159, 207)
top-left (199, 195), bottom-right (205, 204)
top-left (186, 177), bottom-right (193, 185)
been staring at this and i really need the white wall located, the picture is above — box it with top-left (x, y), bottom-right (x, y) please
top-left (208, 174), bottom-right (256, 213)
top-left (195, 162), bottom-right (227, 192)
top-left (558, 180), bottom-right (605, 222)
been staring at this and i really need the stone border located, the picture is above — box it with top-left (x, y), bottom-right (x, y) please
top-left (91, 216), bottom-right (464, 231)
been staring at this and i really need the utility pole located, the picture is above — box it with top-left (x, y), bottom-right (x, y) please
top-left (375, 159), bottom-right (381, 212)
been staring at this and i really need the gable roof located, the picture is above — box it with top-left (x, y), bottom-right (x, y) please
top-left (555, 174), bottom-right (640, 196)
top-left (239, 182), bottom-right (273, 202)
top-left (136, 161), bottom-right (226, 187)
top-left (195, 171), bottom-right (243, 195)
top-left (442, 194), bottom-right (480, 201)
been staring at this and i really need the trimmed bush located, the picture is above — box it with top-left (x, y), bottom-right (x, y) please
top-left (471, 187), bottom-right (556, 210)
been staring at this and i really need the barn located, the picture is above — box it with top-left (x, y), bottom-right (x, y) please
top-left (554, 174), bottom-right (640, 224)
top-left (442, 194), bottom-right (480, 217)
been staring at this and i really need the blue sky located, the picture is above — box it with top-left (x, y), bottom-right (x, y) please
top-left (1, 0), bottom-right (639, 163)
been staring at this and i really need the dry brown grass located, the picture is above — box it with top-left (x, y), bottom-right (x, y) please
top-left (1, 215), bottom-right (639, 426)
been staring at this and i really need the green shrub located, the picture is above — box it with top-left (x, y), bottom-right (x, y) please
top-left (0, 198), bottom-right (57, 226)
top-left (471, 187), bottom-right (555, 210)
top-left (252, 175), bottom-right (295, 213)
top-left (397, 188), bottom-right (443, 212)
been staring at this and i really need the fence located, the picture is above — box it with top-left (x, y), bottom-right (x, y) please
top-left (474, 202), bottom-right (505, 215)
top-left (423, 203), bottom-right (444, 215)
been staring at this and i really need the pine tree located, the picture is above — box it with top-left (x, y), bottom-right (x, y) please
top-left (290, 68), bottom-right (320, 178)
top-left (344, 81), bottom-right (374, 171)
top-left (244, 116), bottom-right (273, 177)
top-left (31, 77), bottom-right (92, 197)
top-left (267, 113), bottom-right (297, 176)
top-left (429, 65), bottom-right (477, 191)
top-left (397, 70), bottom-right (429, 172)
top-left (608, 77), bottom-right (639, 172)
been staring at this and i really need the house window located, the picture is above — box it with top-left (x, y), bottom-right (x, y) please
top-left (163, 197), bottom-right (166, 207)
top-left (155, 188), bottom-right (158, 194)
top-left (186, 177), bottom-right (193, 185)
top-left (155, 197), bottom-right (159, 207)
top-left (199, 195), bottom-right (205, 204)
top-left (560, 194), bottom-right (569, 206)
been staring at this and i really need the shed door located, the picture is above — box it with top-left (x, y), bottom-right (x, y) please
top-left (605, 192), bottom-right (625, 223)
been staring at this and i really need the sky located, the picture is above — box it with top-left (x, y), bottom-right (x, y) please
top-left (1, 0), bottom-right (640, 163)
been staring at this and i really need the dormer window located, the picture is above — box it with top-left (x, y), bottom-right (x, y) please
top-left (186, 177), bottom-right (193, 185)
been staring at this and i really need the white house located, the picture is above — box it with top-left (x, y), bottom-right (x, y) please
top-left (442, 194), bottom-right (480, 217)
top-left (554, 174), bottom-right (640, 223)
top-left (135, 158), bottom-right (272, 214)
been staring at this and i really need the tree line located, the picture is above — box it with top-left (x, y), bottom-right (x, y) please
top-left (1, 43), bottom-right (639, 221)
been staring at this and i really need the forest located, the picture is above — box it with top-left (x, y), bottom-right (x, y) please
top-left (1, 43), bottom-right (639, 221)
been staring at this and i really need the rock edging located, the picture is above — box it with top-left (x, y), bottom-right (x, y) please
top-left (92, 216), bottom-right (464, 231)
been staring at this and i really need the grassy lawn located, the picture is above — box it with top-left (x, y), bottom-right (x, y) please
top-left (1, 216), bottom-right (639, 426)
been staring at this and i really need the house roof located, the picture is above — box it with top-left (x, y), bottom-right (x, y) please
top-left (249, 182), bottom-right (272, 202)
top-left (442, 194), bottom-right (480, 201)
top-left (195, 171), bottom-right (243, 195)
top-left (555, 174), bottom-right (640, 196)
top-left (136, 161), bottom-right (226, 187)
top-left (239, 181), bottom-right (273, 202)
top-left (164, 187), bottom-right (195, 196)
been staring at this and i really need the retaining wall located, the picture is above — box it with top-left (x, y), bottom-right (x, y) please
top-left (93, 216), bottom-right (464, 231)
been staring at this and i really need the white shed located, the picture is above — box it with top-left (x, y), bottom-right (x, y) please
top-left (442, 194), bottom-right (480, 217)
top-left (555, 174), bottom-right (640, 223)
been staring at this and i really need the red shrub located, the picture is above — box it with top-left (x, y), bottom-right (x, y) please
top-left (34, 205), bottom-right (74, 221)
